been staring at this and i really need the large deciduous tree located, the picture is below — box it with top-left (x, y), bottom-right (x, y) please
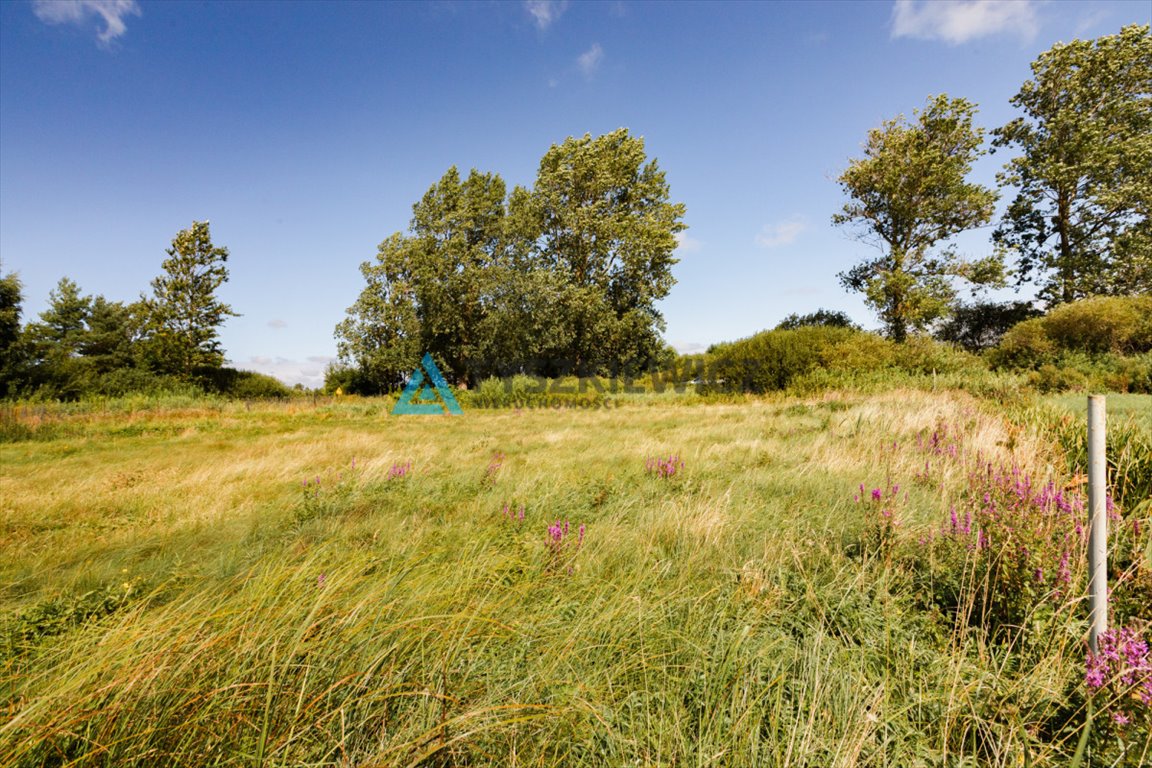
top-left (336, 168), bottom-right (512, 389)
top-left (335, 129), bottom-right (686, 390)
top-left (143, 221), bottom-right (238, 377)
top-left (834, 95), bottom-right (1001, 342)
top-left (335, 233), bottom-right (428, 392)
top-left (527, 129), bottom-right (686, 374)
top-left (993, 24), bottom-right (1152, 304)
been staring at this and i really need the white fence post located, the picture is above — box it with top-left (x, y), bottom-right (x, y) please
top-left (1087, 395), bottom-right (1108, 654)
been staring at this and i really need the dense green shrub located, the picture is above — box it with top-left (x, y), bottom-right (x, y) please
top-left (988, 317), bottom-right (1056, 369)
top-left (323, 362), bottom-right (394, 396)
top-left (1041, 296), bottom-right (1152, 355)
top-left (3, 361), bottom-right (291, 402)
top-left (195, 367), bottom-right (292, 399)
top-left (891, 335), bottom-right (982, 375)
top-left (712, 328), bottom-right (985, 395)
top-left (815, 333), bottom-right (980, 377)
top-left (94, 368), bottom-right (201, 398)
top-left (226, 371), bottom-right (293, 399)
top-left (706, 326), bottom-right (858, 393)
top-left (991, 297), bottom-right (1152, 375)
top-left (1007, 351), bottom-right (1152, 394)
top-left (1029, 363), bottom-right (1089, 393)
top-left (818, 332), bottom-right (897, 373)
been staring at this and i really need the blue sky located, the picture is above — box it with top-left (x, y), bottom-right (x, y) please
top-left (2, 0), bottom-right (1149, 387)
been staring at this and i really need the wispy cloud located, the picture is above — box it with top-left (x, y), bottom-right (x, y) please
top-left (1074, 8), bottom-right (1112, 37)
top-left (674, 232), bottom-right (702, 253)
top-left (577, 43), bottom-right (604, 77)
top-left (670, 341), bottom-right (709, 355)
top-left (267, 319), bottom-right (288, 329)
top-left (244, 355), bottom-right (334, 389)
top-left (890, 0), bottom-right (1038, 45)
top-left (524, 0), bottom-right (568, 31)
top-left (33, 0), bottom-right (141, 45)
top-left (755, 216), bottom-right (807, 248)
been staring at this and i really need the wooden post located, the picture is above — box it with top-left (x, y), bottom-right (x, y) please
top-left (1087, 395), bottom-right (1107, 654)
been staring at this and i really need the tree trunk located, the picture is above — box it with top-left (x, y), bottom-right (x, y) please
top-left (1057, 189), bottom-right (1074, 304)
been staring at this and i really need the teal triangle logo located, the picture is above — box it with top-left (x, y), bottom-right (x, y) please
top-left (392, 353), bottom-right (464, 415)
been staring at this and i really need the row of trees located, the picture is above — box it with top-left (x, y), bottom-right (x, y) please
top-left (4, 28), bottom-right (1145, 399)
top-left (834, 25), bottom-right (1150, 341)
top-left (0, 221), bottom-right (263, 399)
top-left (333, 26), bottom-right (1148, 393)
top-left (332, 128), bottom-right (685, 391)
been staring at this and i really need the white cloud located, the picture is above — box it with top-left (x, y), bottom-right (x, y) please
top-left (674, 232), bottom-right (702, 253)
top-left (577, 43), bottom-right (603, 77)
top-left (670, 341), bottom-right (709, 355)
top-left (33, 0), bottom-right (141, 45)
top-left (755, 216), bottom-right (807, 248)
top-left (524, 0), bottom-right (568, 31)
top-left (890, 0), bottom-right (1038, 45)
top-left (267, 319), bottom-right (288, 329)
top-left (240, 355), bottom-right (334, 389)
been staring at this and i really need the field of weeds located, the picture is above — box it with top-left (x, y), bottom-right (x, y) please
top-left (1, 391), bottom-right (1149, 766)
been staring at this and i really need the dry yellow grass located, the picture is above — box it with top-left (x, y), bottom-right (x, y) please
top-left (4, 390), bottom-right (1138, 766)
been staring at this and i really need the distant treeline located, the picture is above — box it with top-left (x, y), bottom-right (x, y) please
top-left (448, 297), bottom-right (1152, 409)
top-left (0, 222), bottom-right (291, 401)
top-left (698, 297), bottom-right (1152, 397)
top-left (3, 27), bottom-right (1148, 402)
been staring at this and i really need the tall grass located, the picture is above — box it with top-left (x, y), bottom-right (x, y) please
top-left (1, 391), bottom-right (1148, 766)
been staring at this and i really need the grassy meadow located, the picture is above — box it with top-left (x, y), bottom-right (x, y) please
top-left (1, 390), bottom-right (1150, 766)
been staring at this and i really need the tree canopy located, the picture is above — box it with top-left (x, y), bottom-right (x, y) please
top-left (833, 95), bottom-right (1002, 341)
top-left (775, 309), bottom-right (859, 331)
top-left (993, 24), bottom-right (1152, 305)
top-left (335, 129), bottom-right (686, 390)
top-left (0, 225), bottom-right (290, 400)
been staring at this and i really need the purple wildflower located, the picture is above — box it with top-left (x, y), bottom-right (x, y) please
top-left (1085, 654), bottom-right (1108, 690)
